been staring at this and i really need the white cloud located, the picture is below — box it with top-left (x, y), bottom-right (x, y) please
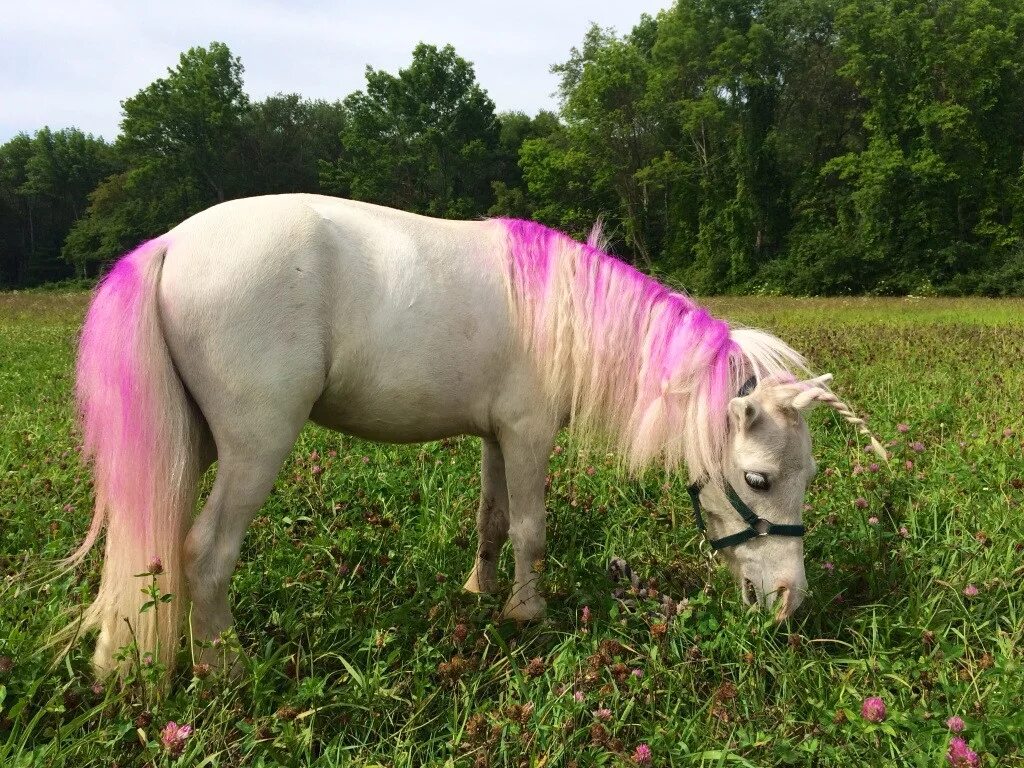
top-left (1, 0), bottom-right (670, 142)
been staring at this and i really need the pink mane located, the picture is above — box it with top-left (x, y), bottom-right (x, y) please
top-left (499, 219), bottom-right (806, 482)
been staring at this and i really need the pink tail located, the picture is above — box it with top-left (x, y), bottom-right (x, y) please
top-left (67, 240), bottom-right (202, 675)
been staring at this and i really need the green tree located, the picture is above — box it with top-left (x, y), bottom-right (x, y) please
top-left (64, 42), bottom-right (251, 273)
top-left (320, 44), bottom-right (500, 218)
top-left (0, 129), bottom-right (118, 285)
top-left (487, 110), bottom-right (561, 218)
top-left (0, 134), bottom-right (35, 286)
top-left (240, 95), bottom-right (347, 195)
top-left (815, 0), bottom-right (1024, 293)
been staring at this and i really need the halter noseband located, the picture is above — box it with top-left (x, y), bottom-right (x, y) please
top-left (686, 376), bottom-right (806, 551)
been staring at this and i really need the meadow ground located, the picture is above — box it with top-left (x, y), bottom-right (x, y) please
top-left (1, 292), bottom-right (1022, 767)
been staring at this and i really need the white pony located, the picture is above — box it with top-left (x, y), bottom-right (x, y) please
top-left (67, 194), bottom-right (884, 675)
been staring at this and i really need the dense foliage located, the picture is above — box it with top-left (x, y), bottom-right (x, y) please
top-left (2, 292), bottom-right (1022, 765)
top-left (2, 0), bottom-right (1024, 293)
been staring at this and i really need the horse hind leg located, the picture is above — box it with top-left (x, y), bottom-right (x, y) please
top-left (464, 437), bottom-right (509, 594)
top-left (183, 416), bottom-right (308, 667)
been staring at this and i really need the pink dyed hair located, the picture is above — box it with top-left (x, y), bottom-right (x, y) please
top-left (64, 239), bottom-right (201, 674)
top-left (498, 219), bottom-right (807, 482)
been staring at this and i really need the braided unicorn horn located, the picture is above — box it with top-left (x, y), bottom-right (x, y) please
top-left (790, 375), bottom-right (888, 461)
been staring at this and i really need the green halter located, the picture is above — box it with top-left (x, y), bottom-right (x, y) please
top-left (687, 481), bottom-right (806, 550)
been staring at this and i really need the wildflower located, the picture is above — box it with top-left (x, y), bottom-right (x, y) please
top-left (897, 423), bottom-right (910, 433)
top-left (0, 656), bottom-right (13, 675)
top-left (453, 623), bottom-right (469, 645)
top-left (585, 466), bottom-right (596, 476)
top-left (553, 445), bottom-right (563, 455)
top-left (822, 561), bottom-right (835, 572)
top-left (899, 526), bottom-right (910, 538)
top-left (868, 516), bottom-right (879, 526)
top-left (574, 691), bottom-right (585, 702)
top-left (437, 655), bottom-right (472, 684)
top-left (361, 455), bottom-right (370, 464)
top-left (161, 721), bottom-right (193, 757)
top-left (310, 464), bottom-right (322, 475)
top-left (946, 715), bottom-right (965, 733)
top-left (855, 497), bottom-right (868, 509)
top-left (524, 657), bottom-right (546, 678)
top-left (466, 713), bottom-right (489, 743)
top-left (852, 464), bottom-right (864, 476)
top-left (328, 449), bottom-right (337, 458)
top-left (581, 605), bottom-right (591, 626)
top-left (905, 460), bottom-right (914, 471)
top-left (632, 744), bottom-right (653, 766)
top-left (147, 557), bottom-right (163, 575)
top-left (947, 737), bottom-right (980, 768)
top-left (63, 503), bottom-right (74, 513)
top-left (91, 681), bottom-right (105, 697)
top-left (963, 584), bottom-right (979, 597)
top-left (192, 662), bottom-right (212, 679)
top-left (309, 450), bottom-right (319, 462)
top-left (860, 696), bottom-right (886, 723)
top-left (631, 668), bottom-right (644, 678)
top-left (1004, 428), bottom-right (1015, 438)
top-left (910, 442), bottom-right (925, 453)
top-left (142, 653), bottom-right (155, 667)
top-left (508, 702), bottom-right (534, 725)
top-left (869, 463), bottom-right (880, 473)
top-left (594, 707), bottom-right (612, 721)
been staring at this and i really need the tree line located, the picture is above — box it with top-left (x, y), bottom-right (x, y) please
top-left (2, 0), bottom-right (1023, 295)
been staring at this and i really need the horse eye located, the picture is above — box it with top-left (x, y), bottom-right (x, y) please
top-left (744, 472), bottom-right (771, 491)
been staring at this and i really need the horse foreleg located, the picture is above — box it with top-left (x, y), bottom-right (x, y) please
top-left (464, 437), bottom-right (509, 594)
top-left (498, 427), bottom-right (555, 622)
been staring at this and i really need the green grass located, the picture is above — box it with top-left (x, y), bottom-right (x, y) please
top-left (2, 292), bottom-right (1023, 767)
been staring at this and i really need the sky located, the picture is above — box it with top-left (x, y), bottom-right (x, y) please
top-left (1, 0), bottom-right (672, 143)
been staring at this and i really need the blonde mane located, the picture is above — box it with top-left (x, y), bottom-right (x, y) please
top-left (499, 219), bottom-right (810, 482)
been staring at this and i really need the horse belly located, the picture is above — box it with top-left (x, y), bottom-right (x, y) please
top-left (311, 303), bottom-right (514, 443)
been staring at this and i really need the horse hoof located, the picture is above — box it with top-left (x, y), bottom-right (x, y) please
top-left (463, 567), bottom-right (497, 594)
top-left (500, 596), bottom-right (546, 623)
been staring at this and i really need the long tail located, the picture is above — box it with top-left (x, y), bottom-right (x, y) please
top-left (65, 239), bottom-right (202, 675)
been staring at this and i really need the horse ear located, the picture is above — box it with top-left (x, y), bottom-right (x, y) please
top-left (790, 373), bottom-right (835, 412)
top-left (729, 396), bottom-right (762, 431)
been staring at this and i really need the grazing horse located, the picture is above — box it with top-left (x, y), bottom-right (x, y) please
top-left (67, 194), bottom-right (883, 675)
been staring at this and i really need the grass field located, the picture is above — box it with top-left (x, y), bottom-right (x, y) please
top-left (1, 292), bottom-right (1023, 767)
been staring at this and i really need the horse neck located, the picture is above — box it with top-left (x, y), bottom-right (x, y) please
top-left (503, 219), bottom-right (736, 476)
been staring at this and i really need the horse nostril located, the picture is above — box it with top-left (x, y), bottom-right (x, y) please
top-left (773, 583), bottom-right (792, 619)
top-left (743, 579), bottom-right (757, 605)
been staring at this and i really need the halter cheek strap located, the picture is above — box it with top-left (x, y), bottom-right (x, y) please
top-left (688, 481), bottom-right (806, 550)
top-left (687, 375), bottom-right (806, 550)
